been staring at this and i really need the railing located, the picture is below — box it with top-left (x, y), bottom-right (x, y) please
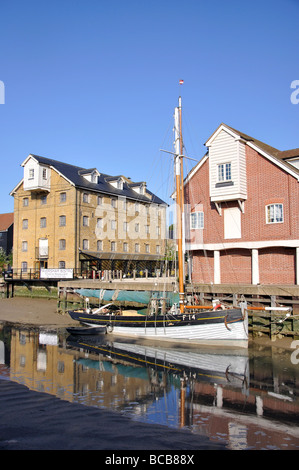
top-left (4, 268), bottom-right (176, 281)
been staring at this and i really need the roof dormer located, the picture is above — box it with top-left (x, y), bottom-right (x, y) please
top-left (78, 168), bottom-right (100, 183)
top-left (21, 155), bottom-right (51, 192)
top-left (105, 176), bottom-right (125, 190)
top-left (129, 181), bottom-right (147, 195)
top-left (205, 124), bottom-right (247, 209)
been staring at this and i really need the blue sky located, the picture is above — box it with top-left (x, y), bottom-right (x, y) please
top-left (0, 0), bottom-right (298, 214)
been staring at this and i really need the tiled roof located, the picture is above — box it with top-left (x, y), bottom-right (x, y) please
top-left (0, 213), bottom-right (13, 231)
top-left (29, 155), bottom-right (166, 205)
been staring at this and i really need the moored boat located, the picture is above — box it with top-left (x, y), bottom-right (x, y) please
top-left (68, 93), bottom-right (248, 348)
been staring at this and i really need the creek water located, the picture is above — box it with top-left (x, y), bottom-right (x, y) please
top-left (0, 323), bottom-right (299, 450)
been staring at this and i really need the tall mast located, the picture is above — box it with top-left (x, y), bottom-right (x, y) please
top-left (175, 96), bottom-right (185, 313)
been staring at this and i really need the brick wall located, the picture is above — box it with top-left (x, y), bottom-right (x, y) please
top-left (185, 144), bottom-right (299, 285)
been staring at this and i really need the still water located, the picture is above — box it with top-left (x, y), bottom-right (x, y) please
top-left (0, 324), bottom-right (299, 450)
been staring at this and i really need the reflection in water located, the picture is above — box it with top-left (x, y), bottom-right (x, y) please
top-left (0, 324), bottom-right (299, 450)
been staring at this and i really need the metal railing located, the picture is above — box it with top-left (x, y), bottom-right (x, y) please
top-left (4, 268), bottom-right (176, 281)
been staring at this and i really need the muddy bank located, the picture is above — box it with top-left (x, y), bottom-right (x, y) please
top-left (0, 297), bottom-right (78, 327)
top-left (0, 297), bottom-right (296, 350)
top-left (0, 378), bottom-right (225, 451)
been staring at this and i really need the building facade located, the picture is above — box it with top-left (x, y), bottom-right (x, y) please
top-left (10, 155), bottom-right (167, 278)
top-left (0, 212), bottom-right (13, 256)
top-left (184, 124), bottom-right (299, 285)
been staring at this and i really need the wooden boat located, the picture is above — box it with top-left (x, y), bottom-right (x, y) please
top-left (66, 326), bottom-right (106, 336)
top-left (67, 336), bottom-right (249, 388)
top-left (68, 94), bottom-right (248, 348)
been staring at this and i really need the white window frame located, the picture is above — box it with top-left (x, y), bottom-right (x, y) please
top-left (266, 203), bottom-right (284, 224)
top-left (217, 162), bottom-right (232, 182)
top-left (190, 211), bottom-right (204, 229)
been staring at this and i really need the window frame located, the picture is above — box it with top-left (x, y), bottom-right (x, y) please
top-left (59, 239), bottom-right (66, 250)
top-left (59, 215), bottom-right (66, 227)
top-left (83, 192), bottom-right (89, 203)
top-left (60, 192), bottom-right (67, 203)
top-left (190, 211), bottom-right (204, 230)
top-left (266, 203), bottom-right (284, 224)
top-left (217, 162), bottom-right (232, 182)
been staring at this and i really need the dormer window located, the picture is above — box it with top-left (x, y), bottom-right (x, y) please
top-left (218, 163), bottom-right (231, 182)
top-left (131, 182), bottom-right (146, 195)
top-left (106, 176), bottom-right (124, 190)
top-left (22, 156), bottom-right (51, 192)
top-left (78, 168), bottom-right (100, 183)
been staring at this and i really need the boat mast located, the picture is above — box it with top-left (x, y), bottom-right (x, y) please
top-left (175, 96), bottom-right (185, 313)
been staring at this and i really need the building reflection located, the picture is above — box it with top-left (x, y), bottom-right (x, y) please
top-left (3, 325), bottom-right (299, 449)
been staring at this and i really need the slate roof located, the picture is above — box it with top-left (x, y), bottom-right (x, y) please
top-left (21, 155), bottom-right (167, 205)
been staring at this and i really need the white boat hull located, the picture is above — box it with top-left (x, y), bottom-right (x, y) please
top-left (86, 315), bottom-right (248, 348)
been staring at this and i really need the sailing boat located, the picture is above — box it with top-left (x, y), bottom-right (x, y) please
top-left (68, 96), bottom-right (248, 348)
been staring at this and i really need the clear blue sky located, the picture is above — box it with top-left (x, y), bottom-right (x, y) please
top-left (0, 0), bottom-right (298, 214)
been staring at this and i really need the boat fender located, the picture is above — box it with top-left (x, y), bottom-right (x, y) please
top-left (106, 324), bottom-right (114, 333)
top-left (213, 303), bottom-right (225, 310)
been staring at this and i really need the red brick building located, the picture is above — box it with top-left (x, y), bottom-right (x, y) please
top-left (184, 124), bottom-right (299, 285)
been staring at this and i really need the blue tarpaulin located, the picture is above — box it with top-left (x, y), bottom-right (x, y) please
top-left (75, 288), bottom-right (179, 306)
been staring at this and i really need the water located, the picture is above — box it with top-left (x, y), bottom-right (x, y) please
top-left (1, 323), bottom-right (299, 450)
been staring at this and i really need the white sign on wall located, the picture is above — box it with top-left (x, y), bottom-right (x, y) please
top-left (40, 268), bottom-right (73, 279)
